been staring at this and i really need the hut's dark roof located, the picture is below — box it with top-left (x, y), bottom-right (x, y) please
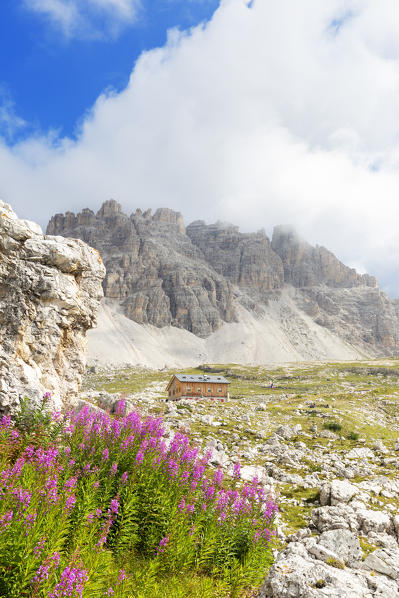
top-left (174, 374), bottom-right (230, 384)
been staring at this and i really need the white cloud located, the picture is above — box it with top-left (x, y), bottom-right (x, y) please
top-left (0, 93), bottom-right (26, 141)
top-left (5, 0), bottom-right (399, 293)
top-left (23, 0), bottom-right (140, 38)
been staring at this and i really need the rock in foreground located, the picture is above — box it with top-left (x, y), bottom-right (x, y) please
top-left (0, 200), bottom-right (105, 412)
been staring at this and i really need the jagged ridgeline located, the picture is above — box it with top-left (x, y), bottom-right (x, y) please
top-left (47, 200), bottom-right (399, 357)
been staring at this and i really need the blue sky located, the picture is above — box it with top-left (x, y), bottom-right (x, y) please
top-left (0, 0), bottom-right (219, 141)
top-left (2, 0), bottom-right (399, 295)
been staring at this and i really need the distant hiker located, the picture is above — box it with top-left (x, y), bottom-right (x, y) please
top-left (269, 379), bottom-right (274, 390)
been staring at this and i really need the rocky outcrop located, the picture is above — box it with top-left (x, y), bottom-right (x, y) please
top-left (0, 200), bottom-right (105, 412)
top-left (186, 220), bottom-right (284, 296)
top-left (48, 201), bottom-right (236, 337)
top-left (271, 225), bottom-right (377, 289)
top-left (47, 201), bottom-right (399, 356)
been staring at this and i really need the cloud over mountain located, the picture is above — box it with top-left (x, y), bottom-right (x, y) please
top-left (3, 0), bottom-right (399, 293)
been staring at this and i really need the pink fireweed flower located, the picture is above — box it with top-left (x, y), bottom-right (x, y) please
top-left (64, 494), bottom-right (76, 513)
top-left (192, 463), bottom-right (205, 481)
top-left (10, 429), bottom-right (19, 441)
top-left (177, 498), bottom-right (186, 512)
top-left (48, 565), bottom-right (88, 598)
top-left (121, 472), bottom-right (128, 485)
top-left (95, 508), bottom-right (102, 518)
top-left (50, 552), bottom-right (60, 567)
top-left (233, 461), bottom-right (241, 479)
top-left (32, 563), bottom-right (51, 585)
top-left (64, 446), bottom-right (71, 456)
top-left (205, 485), bottom-right (215, 500)
top-left (102, 448), bottom-right (109, 461)
top-left (33, 537), bottom-right (46, 558)
top-left (51, 411), bottom-right (62, 422)
top-left (117, 569), bottom-right (127, 583)
top-left (11, 456), bottom-right (25, 478)
top-left (24, 445), bottom-right (35, 459)
top-left (93, 481), bottom-right (100, 489)
top-left (34, 447), bottom-right (59, 470)
top-left (64, 477), bottom-right (78, 491)
top-left (213, 469), bottom-right (223, 486)
top-left (110, 462), bottom-right (118, 476)
top-left (253, 529), bottom-right (262, 543)
top-left (0, 510), bottom-right (13, 533)
top-left (167, 458), bottom-right (179, 479)
top-left (189, 524), bottom-right (195, 536)
top-left (186, 503), bottom-right (195, 515)
top-left (108, 499), bottom-right (119, 516)
top-left (148, 436), bottom-right (158, 449)
top-left (12, 487), bottom-right (32, 511)
top-left (218, 512), bottom-right (227, 525)
top-left (0, 414), bottom-right (11, 429)
top-left (263, 501), bottom-right (278, 519)
top-left (135, 451), bottom-right (144, 464)
top-left (216, 491), bottom-right (229, 511)
top-left (180, 470), bottom-right (190, 485)
top-left (79, 443), bottom-right (85, 451)
top-left (156, 535), bottom-right (169, 554)
top-left (87, 512), bottom-right (94, 524)
top-left (68, 459), bottom-right (76, 468)
top-left (24, 511), bottom-right (37, 535)
top-left (31, 552), bottom-right (59, 586)
top-left (106, 588), bottom-right (114, 596)
top-left (115, 398), bottom-right (126, 416)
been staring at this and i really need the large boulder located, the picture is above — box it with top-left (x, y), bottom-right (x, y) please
top-left (258, 542), bottom-right (370, 598)
top-left (0, 200), bottom-right (105, 412)
top-left (320, 479), bottom-right (359, 506)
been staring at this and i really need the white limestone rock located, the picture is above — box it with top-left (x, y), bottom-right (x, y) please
top-left (0, 200), bottom-right (105, 411)
top-left (320, 480), bottom-right (358, 506)
top-left (363, 548), bottom-right (399, 580)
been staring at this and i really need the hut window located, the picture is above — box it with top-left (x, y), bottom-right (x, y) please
top-left (187, 386), bottom-right (191, 392)
top-left (208, 388), bottom-right (211, 393)
top-left (218, 388), bottom-right (222, 392)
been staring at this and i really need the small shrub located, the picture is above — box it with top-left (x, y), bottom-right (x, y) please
top-left (323, 421), bottom-right (342, 433)
top-left (326, 557), bottom-right (345, 569)
top-left (14, 393), bottom-right (65, 448)
top-left (347, 431), bottom-right (359, 441)
top-left (314, 579), bottom-right (326, 588)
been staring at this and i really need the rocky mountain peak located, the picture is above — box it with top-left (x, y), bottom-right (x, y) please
top-left (96, 199), bottom-right (123, 219)
top-left (272, 225), bottom-right (378, 289)
top-left (47, 202), bottom-right (399, 355)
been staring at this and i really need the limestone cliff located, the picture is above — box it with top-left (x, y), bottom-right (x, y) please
top-left (47, 201), bottom-right (235, 337)
top-left (47, 200), bottom-right (399, 357)
top-left (0, 200), bottom-right (105, 412)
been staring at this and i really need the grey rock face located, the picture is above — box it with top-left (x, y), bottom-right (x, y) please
top-left (186, 220), bottom-right (284, 296)
top-left (48, 201), bottom-right (235, 337)
top-left (271, 225), bottom-right (377, 289)
top-left (47, 201), bottom-right (399, 354)
top-left (0, 200), bottom-right (105, 412)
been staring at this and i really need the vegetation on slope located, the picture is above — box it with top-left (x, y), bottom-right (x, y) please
top-left (0, 396), bottom-right (276, 598)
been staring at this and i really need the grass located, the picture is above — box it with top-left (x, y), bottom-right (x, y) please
top-left (83, 358), bottom-right (399, 541)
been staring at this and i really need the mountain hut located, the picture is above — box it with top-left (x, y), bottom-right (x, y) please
top-left (166, 374), bottom-right (230, 401)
